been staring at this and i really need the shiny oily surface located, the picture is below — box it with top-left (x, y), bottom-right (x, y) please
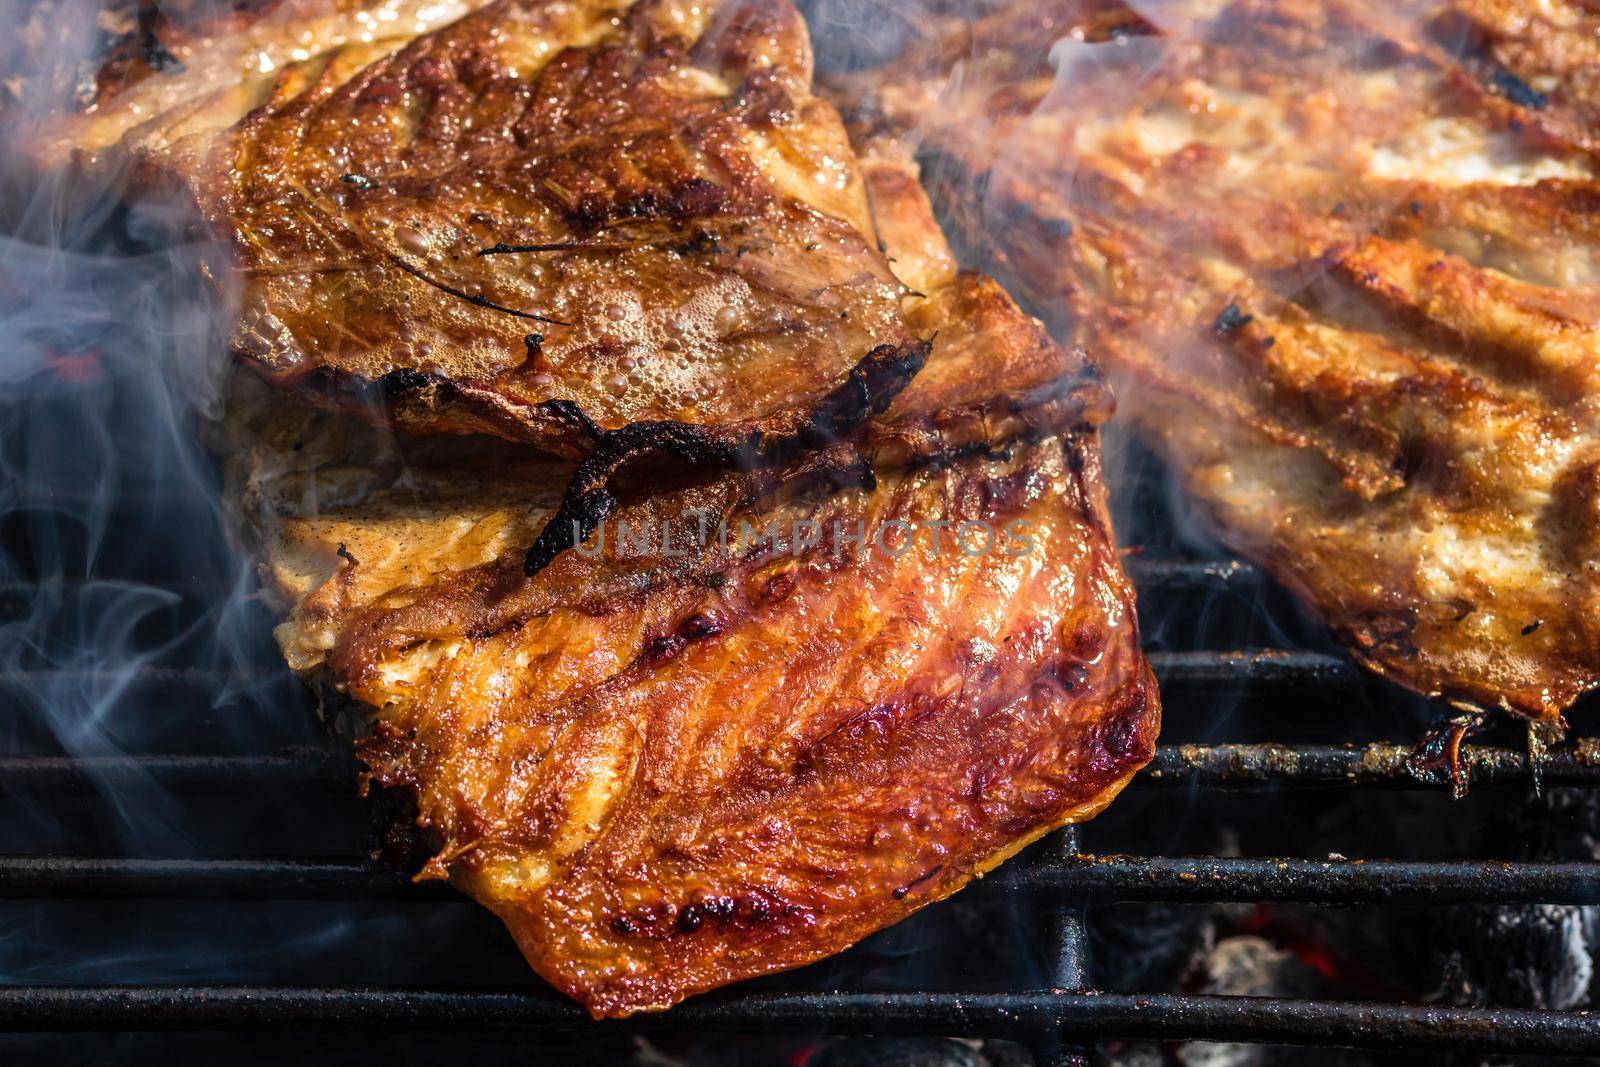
top-left (831, 0), bottom-right (1600, 720)
top-left (228, 372), bottom-right (1156, 1016)
top-left (216, 112), bottom-right (1155, 1014)
top-left (35, 0), bottom-right (925, 456)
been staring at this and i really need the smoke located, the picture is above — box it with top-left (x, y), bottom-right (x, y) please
top-left (0, 0), bottom-right (379, 992)
top-left (0, 0), bottom-right (1528, 1045)
top-left (1, 0), bottom-right (249, 800)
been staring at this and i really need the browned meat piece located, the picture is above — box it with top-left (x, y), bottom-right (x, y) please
top-left (222, 125), bottom-right (1155, 1016)
top-left (31, 0), bottom-right (929, 469)
top-left (236, 389), bottom-right (1154, 1017)
top-left (526, 135), bottom-right (1105, 571)
top-left (829, 0), bottom-right (1600, 722)
top-left (35, 0), bottom-right (1094, 575)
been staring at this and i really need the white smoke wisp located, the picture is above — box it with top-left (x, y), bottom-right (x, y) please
top-left (0, 0), bottom-right (320, 880)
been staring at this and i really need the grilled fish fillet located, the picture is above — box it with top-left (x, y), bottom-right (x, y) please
top-left (224, 141), bottom-right (1157, 1016)
top-left (831, 0), bottom-right (1600, 721)
top-left (31, 0), bottom-right (932, 470)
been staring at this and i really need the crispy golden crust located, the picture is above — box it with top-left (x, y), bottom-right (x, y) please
top-left (224, 117), bottom-right (1155, 1014)
top-left (236, 387), bottom-right (1155, 1016)
top-left (38, 0), bottom-right (930, 465)
top-left (418, 437), bottom-right (1154, 1018)
top-left (830, 0), bottom-right (1600, 720)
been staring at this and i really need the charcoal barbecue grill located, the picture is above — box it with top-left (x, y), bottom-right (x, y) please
top-left (5, 460), bottom-right (1600, 1066)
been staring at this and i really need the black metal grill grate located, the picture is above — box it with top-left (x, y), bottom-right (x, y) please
top-left (5, 488), bottom-right (1600, 1064)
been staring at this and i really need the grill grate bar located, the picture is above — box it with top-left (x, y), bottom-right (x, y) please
top-left (7, 740), bottom-right (1590, 793)
top-left (1039, 826), bottom-right (1094, 1067)
top-left (0, 650), bottom-right (1357, 697)
top-left (0, 857), bottom-right (446, 901)
top-left (1125, 556), bottom-right (1266, 591)
top-left (0, 986), bottom-right (1596, 1053)
top-left (1150, 649), bottom-right (1357, 686)
top-left (0, 751), bottom-right (356, 793)
top-left (1031, 854), bottom-right (1600, 904)
top-left (10, 853), bottom-right (1600, 905)
top-left (1144, 741), bottom-right (1600, 788)
top-left (1046, 828), bottom-right (1090, 989)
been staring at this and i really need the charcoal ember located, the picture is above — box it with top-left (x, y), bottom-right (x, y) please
top-left (804, 1037), bottom-right (985, 1067)
top-left (1430, 904), bottom-right (1593, 1011)
top-left (1193, 935), bottom-right (1323, 999)
top-left (1089, 902), bottom-right (1216, 992)
top-left (1178, 1044), bottom-right (1370, 1067)
top-left (1420, 787), bottom-right (1599, 1010)
top-left (1103, 1038), bottom-right (1367, 1067)
top-left (1171, 936), bottom-right (1371, 1067)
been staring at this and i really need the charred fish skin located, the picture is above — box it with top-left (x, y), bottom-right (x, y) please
top-left (828, 0), bottom-right (1600, 722)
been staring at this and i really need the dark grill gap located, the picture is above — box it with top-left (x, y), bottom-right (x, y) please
top-left (6, 492), bottom-right (1600, 1064)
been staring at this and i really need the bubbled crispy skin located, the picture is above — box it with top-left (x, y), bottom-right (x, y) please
top-left (231, 377), bottom-right (1152, 1017)
top-left (829, 0), bottom-right (1600, 720)
top-left (227, 125), bottom-right (1154, 1013)
top-left (365, 437), bottom-right (1154, 1018)
top-left (240, 401), bottom-right (1156, 1017)
top-left (34, 0), bottom-right (928, 462)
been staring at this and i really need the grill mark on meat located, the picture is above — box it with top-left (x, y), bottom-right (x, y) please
top-left (827, 0), bottom-right (1600, 721)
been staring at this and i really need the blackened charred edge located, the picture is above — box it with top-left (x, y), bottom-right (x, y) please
top-left (643, 611), bottom-right (727, 666)
top-left (280, 364), bottom-right (605, 450)
top-left (1025, 356), bottom-right (1112, 429)
top-left (563, 177), bottom-right (729, 234)
top-left (1212, 303), bottom-right (1253, 335)
top-left (363, 778), bottom-right (433, 879)
top-left (1489, 69), bottom-right (1549, 111)
top-left (260, 337), bottom-right (920, 577)
top-left (522, 339), bottom-right (929, 576)
top-left (532, 397), bottom-right (605, 441)
top-left (136, 3), bottom-right (184, 73)
top-left (1425, 12), bottom-right (1554, 120)
top-left (523, 417), bottom-right (881, 579)
top-left (522, 422), bottom-right (756, 576)
top-left (803, 339), bottom-right (931, 445)
top-left (1405, 710), bottom-right (1489, 799)
top-left (376, 368), bottom-right (433, 399)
